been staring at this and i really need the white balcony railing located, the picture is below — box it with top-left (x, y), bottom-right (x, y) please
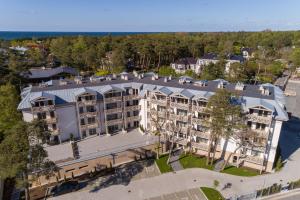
top-left (247, 114), bottom-right (272, 124)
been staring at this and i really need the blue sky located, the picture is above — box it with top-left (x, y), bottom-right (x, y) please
top-left (0, 0), bottom-right (300, 32)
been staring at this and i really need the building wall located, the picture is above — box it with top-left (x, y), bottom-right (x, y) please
top-left (56, 105), bottom-right (80, 141)
top-left (267, 120), bottom-right (283, 166)
top-left (22, 110), bottom-right (34, 122)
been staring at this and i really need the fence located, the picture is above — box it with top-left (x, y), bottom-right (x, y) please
top-left (227, 178), bottom-right (300, 200)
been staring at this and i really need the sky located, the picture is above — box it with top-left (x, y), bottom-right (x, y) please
top-left (0, 0), bottom-right (300, 32)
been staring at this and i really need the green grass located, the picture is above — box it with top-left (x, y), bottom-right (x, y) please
top-left (155, 154), bottom-right (173, 173)
top-left (222, 166), bottom-right (259, 177)
top-left (179, 154), bottom-right (213, 170)
top-left (201, 187), bottom-right (224, 200)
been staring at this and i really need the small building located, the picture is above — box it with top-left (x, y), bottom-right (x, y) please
top-left (171, 57), bottom-right (198, 74)
top-left (225, 54), bottom-right (246, 73)
top-left (241, 47), bottom-right (254, 60)
top-left (196, 53), bottom-right (219, 67)
top-left (21, 66), bottom-right (78, 83)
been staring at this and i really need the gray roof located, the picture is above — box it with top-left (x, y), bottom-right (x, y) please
top-left (18, 73), bottom-right (288, 121)
top-left (22, 66), bottom-right (78, 79)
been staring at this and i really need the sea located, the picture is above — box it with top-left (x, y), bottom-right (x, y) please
top-left (0, 31), bottom-right (159, 40)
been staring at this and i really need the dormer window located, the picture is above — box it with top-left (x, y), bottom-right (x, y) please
top-left (194, 80), bottom-right (207, 87)
top-left (235, 82), bottom-right (245, 91)
top-left (218, 81), bottom-right (226, 89)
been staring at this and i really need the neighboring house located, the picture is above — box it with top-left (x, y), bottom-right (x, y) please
top-left (9, 46), bottom-right (28, 54)
top-left (196, 53), bottom-right (219, 67)
top-left (171, 57), bottom-right (197, 74)
top-left (18, 72), bottom-right (288, 174)
top-left (21, 66), bottom-right (78, 83)
top-left (225, 54), bottom-right (246, 73)
top-left (241, 47), bottom-right (254, 60)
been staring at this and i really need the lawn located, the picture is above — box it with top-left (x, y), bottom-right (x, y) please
top-left (179, 154), bottom-right (213, 170)
top-left (155, 154), bottom-right (173, 173)
top-left (201, 187), bottom-right (224, 200)
top-left (222, 166), bottom-right (260, 177)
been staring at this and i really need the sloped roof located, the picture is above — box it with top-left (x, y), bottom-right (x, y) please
top-left (29, 91), bottom-right (55, 102)
top-left (22, 66), bottom-right (78, 79)
top-left (73, 87), bottom-right (97, 97)
top-left (158, 87), bottom-right (173, 96)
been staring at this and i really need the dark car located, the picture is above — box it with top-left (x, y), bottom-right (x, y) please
top-left (49, 181), bottom-right (84, 197)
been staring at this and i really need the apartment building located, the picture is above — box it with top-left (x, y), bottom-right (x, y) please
top-left (18, 72), bottom-right (288, 173)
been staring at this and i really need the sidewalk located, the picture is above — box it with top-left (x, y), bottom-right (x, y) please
top-left (259, 188), bottom-right (300, 200)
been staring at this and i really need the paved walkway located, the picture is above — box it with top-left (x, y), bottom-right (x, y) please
top-left (169, 149), bottom-right (183, 171)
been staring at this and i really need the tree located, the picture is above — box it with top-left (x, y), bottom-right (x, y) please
top-left (166, 120), bottom-right (182, 164)
top-left (158, 66), bottom-right (177, 77)
top-left (0, 120), bottom-right (56, 200)
top-left (226, 62), bottom-right (247, 83)
top-left (0, 83), bottom-right (21, 140)
top-left (204, 89), bottom-right (235, 165)
top-left (221, 128), bottom-right (262, 170)
top-left (149, 107), bottom-right (167, 159)
top-left (201, 61), bottom-right (225, 80)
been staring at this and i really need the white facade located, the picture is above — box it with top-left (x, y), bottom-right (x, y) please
top-left (18, 74), bottom-right (288, 172)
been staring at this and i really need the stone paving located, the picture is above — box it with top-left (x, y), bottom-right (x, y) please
top-left (145, 188), bottom-right (206, 200)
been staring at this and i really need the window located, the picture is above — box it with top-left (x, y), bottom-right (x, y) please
top-left (251, 150), bottom-right (260, 156)
top-left (133, 100), bottom-right (139, 105)
top-left (52, 124), bottom-right (57, 130)
top-left (107, 114), bottom-right (119, 121)
top-left (78, 97), bottom-right (82, 102)
top-left (48, 100), bottom-right (53, 105)
top-left (177, 109), bottom-right (187, 116)
top-left (86, 106), bottom-right (96, 112)
top-left (134, 121), bottom-right (139, 127)
top-left (80, 118), bottom-right (85, 125)
top-left (247, 121), bottom-right (252, 128)
top-left (37, 112), bottom-right (46, 120)
top-left (50, 111), bottom-right (55, 118)
top-left (106, 103), bottom-right (118, 109)
top-left (127, 112), bottom-right (131, 117)
top-left (89, 128), bottom-right (97, 135)
top-left (85, 95), bottom-right (95, 101)
top-left (133, 110), bottom-right (139, 116)
top-left (87, 117), bottom-right (96, 124)
top-left (79, 107), bottom-right (84, 114)
top-left (256, 123), bottom-right (266, 130)
top-left (82, 131), bottom-right (86, 138)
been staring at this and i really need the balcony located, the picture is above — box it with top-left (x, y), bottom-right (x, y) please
top-left (247, 114), bottom-right (272, 124)
top-left (45, 117), bottom-right (57, 124)
top-left (190, 130), bottom-right (210, 139)
top-left (149, 98), bottom-right (168, 106)
top-left (192, 106), bottom-right (207, 113)
top-left (32, 105), bottom-right (55, 112)
top-left (252, 129), bottom-right (269, 138)
top-left (191, 117), bottom-right (206, 124)
top-left (104, 96), bottom-right (122, 103)
top-left (126, 115), bottom-right (140, 122)
top-left (105, 118), bottom-right (123, 126)
top-left (169, 114), bottom-right (189, 122)
top-left (124, 105), bottom-right (140, 112)
top-left (175, 137), bottom-right (188, 146)
top-left (244, 156), bottom-right (264, 165)
top-left (105, 107), bottom-right (122, 114)
top-left (80, 123), bottom-right (98, 130)
top-left (170, 102), bottom-right (189, 110)
top-left (191, 142), bottom-right (209, 151)
top-left (77, 99), bottom-right (97, 106)
top-left (80, 111), bottom-right (98, 117)
top-left (50, 129), bottom-right (60, 136)
top-left (123, 95), bottom-right (140, 101)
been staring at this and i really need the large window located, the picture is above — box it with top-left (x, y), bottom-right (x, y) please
top-left (89, 128), bottom-right (97, 135)
top-left (87, 117), bottom-right (96, 124)
top-left (37, 112), bottom-right (46, 120)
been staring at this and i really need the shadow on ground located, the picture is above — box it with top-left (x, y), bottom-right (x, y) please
top-left (279, 116), bottom-right (300, 161)
top-left (89, 159), bottom-right (154, 193)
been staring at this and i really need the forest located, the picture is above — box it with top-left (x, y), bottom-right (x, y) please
top-left (1, 31), bottom-right (300, 85)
